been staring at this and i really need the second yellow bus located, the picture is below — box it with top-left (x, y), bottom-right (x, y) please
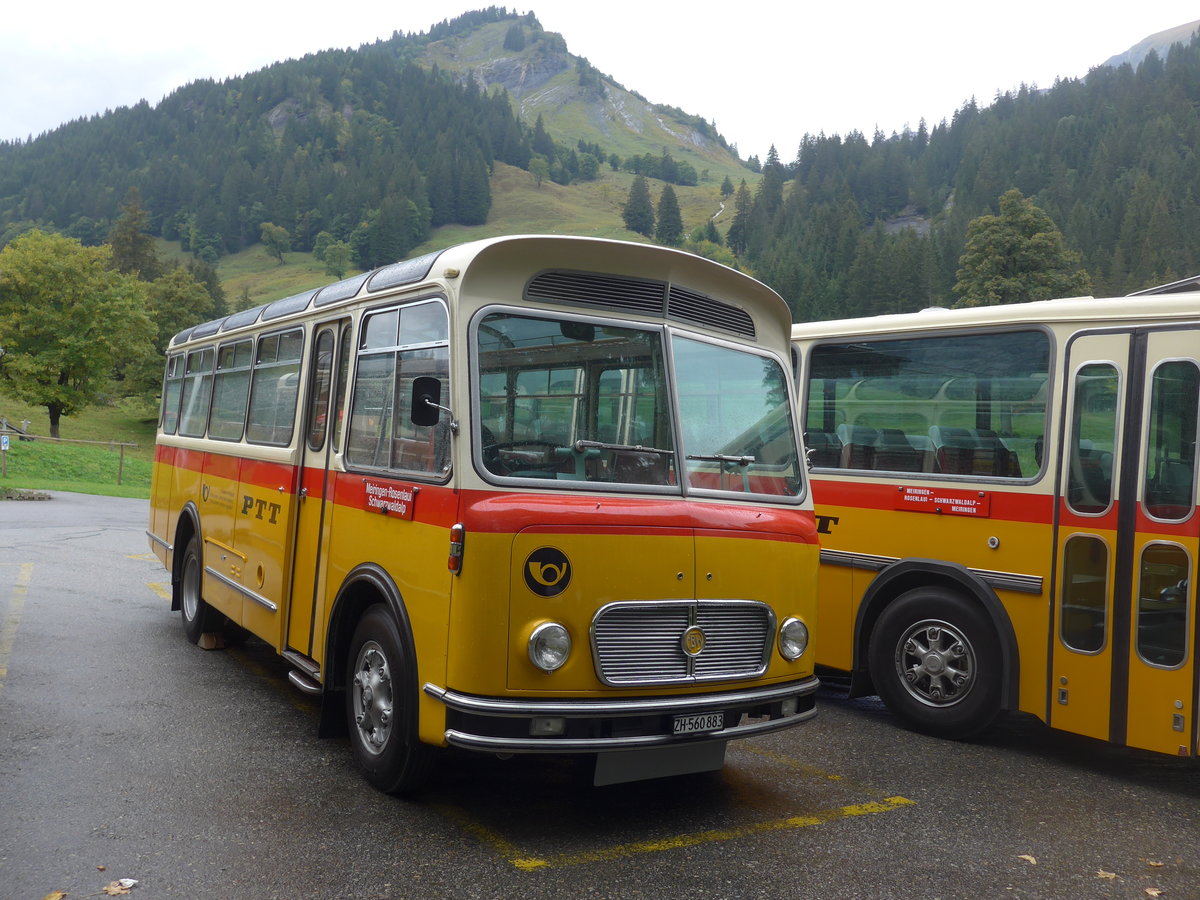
top-left (794, 283), bottom-right (1200, 758)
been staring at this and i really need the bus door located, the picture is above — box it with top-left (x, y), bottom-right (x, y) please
top-left (1052, 329), bottom-right (1199, 756)
top-left (286, 320), bottom-right (349, 666)
top-left (1050, 332), bottom-right (1127, 742)
top-left (1124, 329), bottom-right (1198, 756)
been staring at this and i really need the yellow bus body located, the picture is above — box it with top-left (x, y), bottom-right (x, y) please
top-left (794, 289), bottom-right (1200, 757)
top-left (149, 235), bottom-right (819, 791)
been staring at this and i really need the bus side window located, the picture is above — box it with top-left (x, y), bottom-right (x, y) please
top-left (1136, 543), bottom-right (1189, 667)
top-left (246, 329), bottom-right (304, 446)
top-left (1060, 534), bottom-right (1109, 653)
top-left (1143, 360), bottom-right (1199, 521)
top-left (209, 340), bottom-right (253, 442)
top-left (346, 300), bottom-right (450, 477)
top-left (806, 332), bottom-right (1049, 478)
top-left (1066, 364), bottom-right (1119, 514)
top-left (161, 354), bottom-right (185, 435)
top-left (178, 348), bottom-right (215, 438)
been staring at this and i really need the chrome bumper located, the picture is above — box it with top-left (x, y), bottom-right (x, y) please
top-left (423, 676), bottom-right (819, 753)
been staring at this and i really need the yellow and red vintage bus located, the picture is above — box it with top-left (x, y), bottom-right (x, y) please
top-left (793, 280), bottom-right (1200, 757)
top-left (148, 235), bottom-right (818, 791)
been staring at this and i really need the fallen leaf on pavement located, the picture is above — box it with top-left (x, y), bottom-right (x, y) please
top-left (1096, 870), bottom-right (1118, 879)
top-left (41, 892), bottom-right (67, 900)
top-left (1018, 854), bottom-right (1037, 865)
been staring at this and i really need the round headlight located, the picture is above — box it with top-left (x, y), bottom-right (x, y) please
top-left (528, 622), bottom-right (572, 673)
top-left (778, 617), bottom-right (809, 661)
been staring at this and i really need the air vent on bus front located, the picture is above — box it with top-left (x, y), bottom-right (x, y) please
top-left (668, 285), bottom-right (756, 339)
top-left (525, 271), bottom-right (756, 340)
top-left (526, 271), bottom-right (666, 316)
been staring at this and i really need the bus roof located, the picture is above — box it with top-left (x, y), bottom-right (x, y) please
top-left (171, 234), bottom-right (792, 349)
top-left (791, 290), bottom-right (1200, 341)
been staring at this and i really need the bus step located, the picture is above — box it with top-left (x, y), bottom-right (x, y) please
top-left (287, 668), bottom-right (322, 695)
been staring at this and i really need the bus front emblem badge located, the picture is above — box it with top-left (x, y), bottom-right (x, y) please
top-left (681, 625), bottom-right (707, 658)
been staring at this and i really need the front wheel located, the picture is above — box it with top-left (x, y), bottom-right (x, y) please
top-left (346, 604), bottom-right (435, 794)
top-left (868, 587), bottom-right (1004, 739)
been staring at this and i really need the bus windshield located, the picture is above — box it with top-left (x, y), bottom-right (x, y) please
top-left (474, 311), bottom-right (802, 497)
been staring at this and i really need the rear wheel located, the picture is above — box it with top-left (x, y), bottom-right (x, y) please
top-left (178, 536), bottom-right (219, 644)
top-left (868, 587), bottom-right (1004, 739)
top-left (346, 604), bottom-right (435, 793)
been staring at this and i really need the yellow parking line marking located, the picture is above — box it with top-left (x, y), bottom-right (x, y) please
top-left (0, 563), bottom-right (34, 690)
top-left (739, 743), bottom-right (846, 782)
top-left (433, 803), bottom-right (535, 864)
top-left (438, 795), bottom-right (916, 871)
top-left (128, 553), bottom-right (158, 562)
top-left (147, 582), bottom-right (172, 601)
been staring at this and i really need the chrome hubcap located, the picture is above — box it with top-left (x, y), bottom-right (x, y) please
top-left (351, 641), bottom-right (393, 755)
top-left (181, 553), bottom-right (200, 622)
top-left (894, 619), bottom-right (975, 707)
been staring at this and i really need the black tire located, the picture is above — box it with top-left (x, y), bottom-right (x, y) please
top-left (178, 536), bottom-right (219, 644)
top-left (868, 586), bottom-right (1004, 739)
top-left (346, 604), bottom-right (435, 794)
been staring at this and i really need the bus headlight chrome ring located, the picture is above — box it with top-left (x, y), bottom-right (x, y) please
top-left (528, 622), bottom-right (572, 673)
top-left (778, 617), bottom-right (809, 661)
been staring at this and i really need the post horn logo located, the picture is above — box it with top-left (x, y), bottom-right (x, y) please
top-left (524, 547), bottom-right (571, 597)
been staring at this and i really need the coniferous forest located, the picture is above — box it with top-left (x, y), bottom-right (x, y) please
top-left (742, 36), bottom-right (1200, 319)
top-left (2, 7), bottom-right (1199, 321)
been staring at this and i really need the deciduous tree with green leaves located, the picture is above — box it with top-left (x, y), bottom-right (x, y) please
top-left (0, 230), bottom-right (154, 437)
top-left (953, 188), bottom-right (1091, 307)
top-left (121, 266), bottom-right (219, 394)
top-left (323, 241), bottom-right (352, 279)
top-left (260, 222), bottom-right (291, 265)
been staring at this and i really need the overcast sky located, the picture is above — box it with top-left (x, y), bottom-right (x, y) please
top-left (3, 2), bottom-right (1198, 161)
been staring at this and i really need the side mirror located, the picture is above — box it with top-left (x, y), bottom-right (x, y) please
top-left (410, 375), bottom-right (443, 427)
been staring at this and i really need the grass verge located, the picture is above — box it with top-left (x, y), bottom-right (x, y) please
top-left (1, 391), bottom-right (154, 499)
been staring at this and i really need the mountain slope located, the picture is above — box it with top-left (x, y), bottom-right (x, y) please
top-left (417, 16), bottom-right (750, 184)
top-left (1102, 20), bottom-right (1200, 70)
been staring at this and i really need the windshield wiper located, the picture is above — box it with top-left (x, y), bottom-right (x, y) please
top-left (685, 453), bottom-right (756, 467)
top-left (573, 439), bottom-right (675, 456)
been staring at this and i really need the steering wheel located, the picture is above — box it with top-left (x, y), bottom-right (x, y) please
top-left (482, 440), bottom-right (563, 476)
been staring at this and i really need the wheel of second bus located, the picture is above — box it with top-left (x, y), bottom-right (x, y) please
top-left (179, 536), bottom-right (219, 644)
top-left (868, 587), bottom-right (1004, 740)
top-left (346, 604), bottom-right (435, 794)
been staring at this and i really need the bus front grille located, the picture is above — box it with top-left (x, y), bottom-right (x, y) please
top-left (590, 600), bottom-right (774, 686)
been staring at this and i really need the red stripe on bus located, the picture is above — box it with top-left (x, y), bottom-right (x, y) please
top-left (204, 452), bottom-right (240, 481)
top-left (155, 451), bottom-right (817, 542)
top-left (810, 477), bottom-right (1055, 523)
top-left (460, 492), bottom-right (818, 542)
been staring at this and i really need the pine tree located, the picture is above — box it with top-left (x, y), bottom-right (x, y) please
top-left (655, 185), bottom-right (683, 246)
top-left (622, 175), bottom-right (655, 237)
top-left (108, 188), bottom-right (162, 280)
top-left (532, 114), bottom-right (556, 159)
top-left (726, 181), bottom-right (753, 256)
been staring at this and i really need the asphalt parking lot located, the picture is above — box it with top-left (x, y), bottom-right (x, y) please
top-left (2, 492), bottom-right (1198, 899)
